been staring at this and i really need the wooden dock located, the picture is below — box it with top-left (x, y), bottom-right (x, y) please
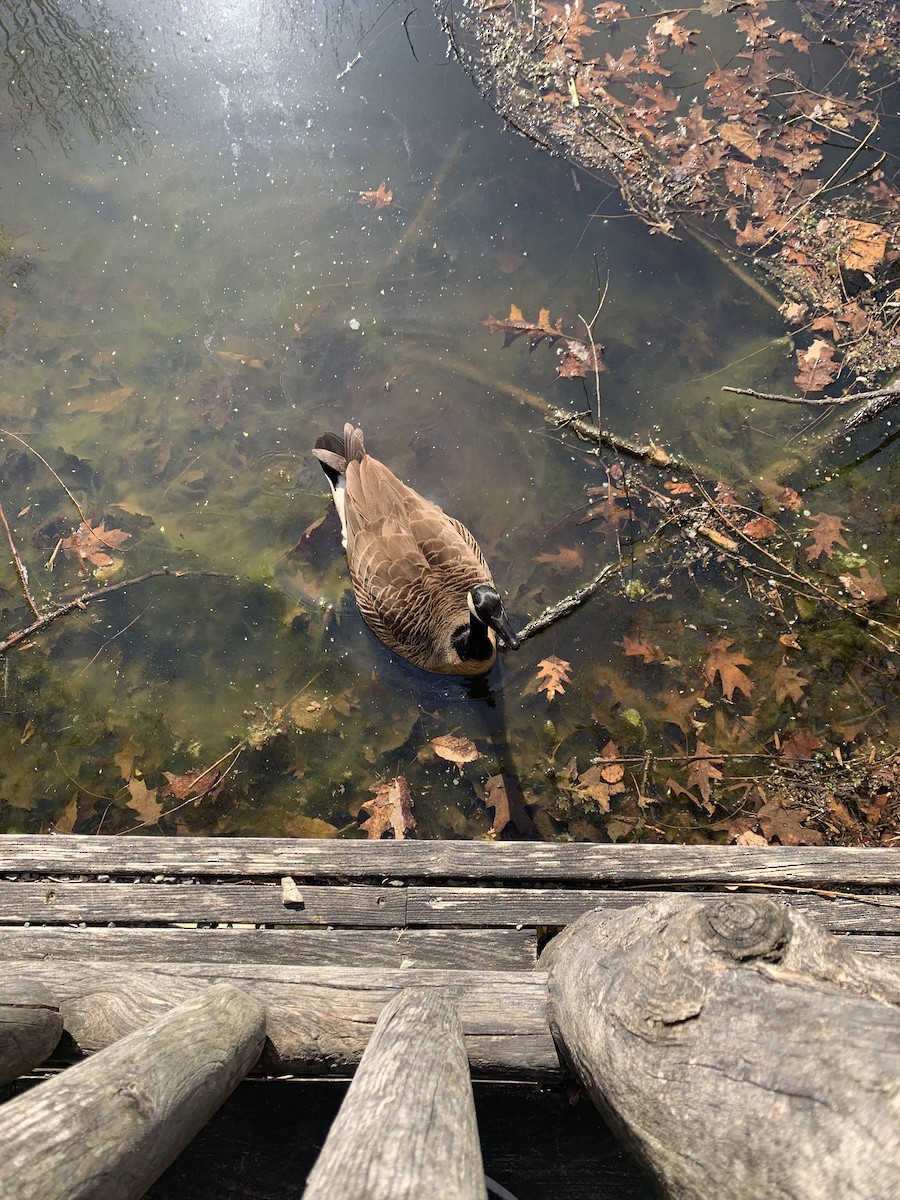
top-left (1, 836), bottom-right (899, 1199)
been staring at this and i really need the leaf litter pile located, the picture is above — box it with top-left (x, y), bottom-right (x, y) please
top-left (0, 0), bottom-right (899, 851)
top-left (449, 0), bottom-right (900, 391)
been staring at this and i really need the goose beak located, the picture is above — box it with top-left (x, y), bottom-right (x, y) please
top-left (491, 609), bottom-right (520, 652)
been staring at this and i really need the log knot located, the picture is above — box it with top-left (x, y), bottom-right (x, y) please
top-left (701, 897), bottom-right (788, 961)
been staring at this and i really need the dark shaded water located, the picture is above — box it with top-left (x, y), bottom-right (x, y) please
top-left (0, 1), bottom-right (897, 842)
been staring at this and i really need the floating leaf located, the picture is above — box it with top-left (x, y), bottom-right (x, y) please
top-left (773, 664), bottom-right (808, 706)
top-left (59, 519), bottom-right (131, 569)
top-left (843, 220), bottom-right (888, 273)
top-left (534, 546), bottom-right (584, 570)
top-left (357, 181), bottom-right (393, 209)
top-left (794, 339), bottom-right (840, 395)
top-left (741, 516), bottom-right (777, 540)
top-left (535, 655), bottom-right (573, 701)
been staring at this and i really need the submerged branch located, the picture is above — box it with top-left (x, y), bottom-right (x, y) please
top-left (0, 568), bottom-right (225, 656)
top-left (515, 560), bottom-right (624, 644)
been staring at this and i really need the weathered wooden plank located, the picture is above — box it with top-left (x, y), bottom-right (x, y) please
top-left (2, 881), bottom-right (897, 937)
top-left (835, 934), bottom-right (900, 956)
top-left (543, 897), bottom-right (900, 1200)
top-left (0, 983), bottom-right (266, 1200)
top-left (407, 888), bottom-right (900, 935)
top-left (0, 882), bottom-right (406, 927)
top-left (1, 835), bottom-right (898, 884)
top-left (0, 927), bottom-right (536, 970)
top-left (303, 989), bottom-right (486, 1200)
top-left (0, 980), bottom-right (63, 1087)
top-left (6, 962), bottom-right (557, 1078)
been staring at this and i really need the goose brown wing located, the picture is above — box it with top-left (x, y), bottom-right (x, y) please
top-left (343, 455), bottom-right (491, 658)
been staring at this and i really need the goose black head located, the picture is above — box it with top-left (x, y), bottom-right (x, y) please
top-left (468, 584), bottom-right (520, 652)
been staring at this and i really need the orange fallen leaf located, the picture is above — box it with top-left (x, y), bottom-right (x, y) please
top-left (60, 519), bottom-right (131, 569)
top-left (358, 181), bottom-right (393, 209)
top-left (596, 739), bottom-right (624, 785)
top-left (686, 741), bottom-right (723, 809)
top-left (843, 220), bottom-right (888, 273)
top-left (794, 338), bottom-right (840, 395)
top-left (617, 634), bottom-right (663, 664)
top-left (534, 546), bottom-right (584, 570)
top-left (535, 655), bottom-right (572, 701)
top-left (773, 664), bottom-right (808, 706)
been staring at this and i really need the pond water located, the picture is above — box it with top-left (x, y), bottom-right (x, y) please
top-left (0, 0), bottom-right (897, 842)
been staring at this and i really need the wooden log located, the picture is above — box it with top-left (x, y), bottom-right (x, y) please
top-left (0, 979), bottom-right (62, 1087)
top-left (303, 988), bottom-right (487, 1200)
top-left (0, 982), bottom-right (265, 1200)
top-left (542, 896), bottom-right (900, 1200)
top-left (3, 962), bottom-right (557, 1078)
top-left (1, 834), bottom-right (898, 885)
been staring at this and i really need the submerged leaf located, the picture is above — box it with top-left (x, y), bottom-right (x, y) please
top-left (359, 776), bottom-right (416, 839)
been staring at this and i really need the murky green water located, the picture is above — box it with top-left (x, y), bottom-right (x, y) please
top-left (1, 0), bottom-right (897, 842)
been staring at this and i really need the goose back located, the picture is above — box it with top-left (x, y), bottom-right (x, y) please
top-left (312, 424), bottom-right (505, 674)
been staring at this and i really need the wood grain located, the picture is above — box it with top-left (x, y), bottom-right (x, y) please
top-left (0, 979), bottom-right (62, 1087)
top-left (6, 961), bottom-right (558, 1078)
top-left (2, 835), bottom-right (898, 884)
top-left (303, 988), bottom-right (487, 1200)
top-left (0, 926), bottom-right (536, 970)
top-left (0, 983), bottom-right (265, 1200)
top-left (542, 897), bottom-right (900, 1200)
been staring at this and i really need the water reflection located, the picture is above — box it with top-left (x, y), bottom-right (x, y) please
top-left (0, 0), bottom-right (152, 152)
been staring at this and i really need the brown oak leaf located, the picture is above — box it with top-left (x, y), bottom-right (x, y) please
top-left (686, 741), bottom-right (723, 809)
top-left (534, 546), bottom-right (584, 570)
top-left (741, 516), bottom-right (777, 540)
top-left (60, 520), bottom-right (131, 569)
top-left (839, 569), bottom-right (887, 605)
top-left (794, 339), bottom-right (840, 395)
top-left (773, 664), bottom-right (808, 706)
top-left (159, 767), bottom-right (223, 804)
top-left (703, 637), bottom-right (754, 701)
top-left (780, 728), bottom-right (823, 760)
top-left (805, 512), bottom-right (848, 562)
top-left (535, 655), bottom-right (572, 701)
top-left (360, 776), bottom-right (416, 839)
top-left (618, 634), bottom-right (664, 664)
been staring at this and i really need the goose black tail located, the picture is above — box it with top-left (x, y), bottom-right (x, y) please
top-left (311, 424), bottom-right (366, 484)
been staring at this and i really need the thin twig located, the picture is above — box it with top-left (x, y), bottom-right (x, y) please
top-left (0, 568), bottom-right (225, 656)
top-left (0, 427), bottom-right (88, 523)
top-left (384, 131), bottom-right (468, 268)
top-left (515, 560), bottom-right (623, 642)
top-left (0, 500), bottom-right (41, 618)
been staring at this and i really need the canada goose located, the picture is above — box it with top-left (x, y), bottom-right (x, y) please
top-left (312, 423), bottom-right (520, 675)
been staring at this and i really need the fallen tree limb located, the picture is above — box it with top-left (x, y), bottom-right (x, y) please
top-left (0, 568), bottom-right (225, 656)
